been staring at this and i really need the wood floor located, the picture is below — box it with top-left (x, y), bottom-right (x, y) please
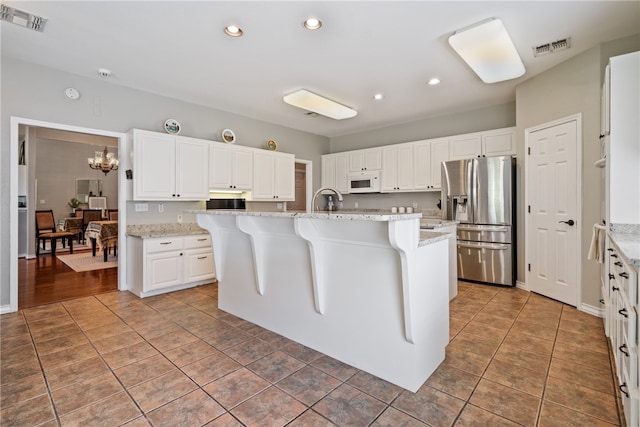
top-left (18, 249), bottom-right (118, 310)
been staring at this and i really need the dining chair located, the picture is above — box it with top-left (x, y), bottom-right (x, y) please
top-left (82, 209), bottom-right (102, 243)
top-left (107, 209), bottom-right (118, 221)
top-left (35, 210), bottom-right (74, 256)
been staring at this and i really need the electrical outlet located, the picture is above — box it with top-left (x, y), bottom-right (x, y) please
top-left (158, 203), bottom-right (164, 213)
top-left (40, 200), bottom-right (45, 204)
top-left (135, 203), bottom-right (148, 212)
top-left (177, 214), bottom-right (183, 223)
top-left (413, 202), bottom-right (418, 209)
top-left (354, 202), bottom-right (359, 209)
top-left (276, 203), bottom-right (283, 209)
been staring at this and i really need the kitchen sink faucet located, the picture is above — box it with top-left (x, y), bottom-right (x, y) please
top-left (312, 187), bottom-right (344, 213)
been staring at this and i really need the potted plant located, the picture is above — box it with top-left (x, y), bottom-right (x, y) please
top-left (68, 197), bottom-right (81, 216)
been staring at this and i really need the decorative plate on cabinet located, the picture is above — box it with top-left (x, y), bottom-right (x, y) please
top-left (266, 140), bottom-right (278, 151)
top-left (164, 119), bottom-right (181, 134)
top-left (221, 129), bottom-right (236, 144)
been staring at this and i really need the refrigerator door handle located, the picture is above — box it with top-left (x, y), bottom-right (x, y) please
top-left (457, 225), bottom-right (509, 232)
top-left (457, 242), bottom-right (510, 251)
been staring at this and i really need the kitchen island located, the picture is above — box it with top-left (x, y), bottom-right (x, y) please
top-left (193, 210), bottom-right (450, 392)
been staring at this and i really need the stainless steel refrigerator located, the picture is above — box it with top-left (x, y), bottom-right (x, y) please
top-left (441, 156), bottom-right (516, 286)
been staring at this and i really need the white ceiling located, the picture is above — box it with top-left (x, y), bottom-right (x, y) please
top-left (2, 1), bottom-right (639, 138)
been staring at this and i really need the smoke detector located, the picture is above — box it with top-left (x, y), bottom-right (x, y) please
top-left (532, 37), bottom-right (571, 57)
top-left (97, 68), bottom-right (112, 78)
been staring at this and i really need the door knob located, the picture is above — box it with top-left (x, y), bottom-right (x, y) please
top-left (559, 219), bottom-right (575, 226)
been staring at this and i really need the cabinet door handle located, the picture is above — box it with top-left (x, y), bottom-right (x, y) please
top-left (609, 274), bottom-right (616, 280)
top-left (620, 383), bottom-right (629, 398)
top-left (614, 261), bottom-right (623, 267)
top-left (160, 242), bottom-right (172, 245)
top-left (197, 238), bottom-right (207, 242)
top-left (612, 286), bottom-right (619, 292)
top-left (197, 256), bottom-right (207, 260)
top-left (619, 272), bottom-right (629, 279)
top-left (607, 248), bottom-right (614, 252)
top-left (610, 253), bottom-right (618, 258)
top-left (618, 307), bottom-right (628, 318)
top-left (599, 299), bottom-right (605, 304)
top-left (619, 344), bottom-right (629, 357)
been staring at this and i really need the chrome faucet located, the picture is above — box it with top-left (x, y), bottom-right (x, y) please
top-left (312, 187), bottom-right (344, 213)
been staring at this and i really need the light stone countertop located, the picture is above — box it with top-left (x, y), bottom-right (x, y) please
top-left (127, 223), bottom-right (208, 239)
top-left (188, 209), bottom-right (422, 221)
top-left (418, 230), bottom-right (450, 247)
top-left (609, 224), bottom-right (640, 268)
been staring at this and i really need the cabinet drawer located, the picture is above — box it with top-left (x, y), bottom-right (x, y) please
top-left (617, 292), bottom-right (637, 350)
top-left (146, 237), bottom-right (184, 254)
top-left (185, 234), bottom-right (211, 249)
top-left (185, 249), bottom-right (215, 282)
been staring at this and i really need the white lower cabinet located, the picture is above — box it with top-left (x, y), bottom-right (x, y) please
top-left (127, 234), bottom-right (215, 297)
top-left (605, 240), bottom-right (639, 427)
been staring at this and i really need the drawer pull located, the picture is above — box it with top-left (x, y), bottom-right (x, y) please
top-left (599, 299), bottom-right (605, 304)
top-left (619, 344), bottom-right (629, 357)
top-left (160, 242), bottom-right (172, 245)
top-left (609, 274), bottom-right (616, 280)
top-left (611, 254), bottom-right (618, 258)
top-left (614, 261), bottom-right (623, 267)
top-left (612, 286), bottom-right (619, 292)
top-left (619, 383), bottom-right (629, 398)
top-left (607, 248), bottom-right (614, 252)
top-left (197, 256), bottom-right (207, 260)
top-left (619, 272), bottom-right (629, 279)
top-left (197, 238), bottom-right (207, 242)
top-left (618, 307), bottom-right (628, 318)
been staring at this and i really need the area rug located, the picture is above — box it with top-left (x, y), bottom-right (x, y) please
top-left (57, 252), bottom-right (117, 272)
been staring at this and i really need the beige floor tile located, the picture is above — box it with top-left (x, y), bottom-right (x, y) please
top-left (425, 362), bottom-right (481, 401)
top-left (483, 357), bottom-right (547, 397)
top-left (493, 342), bottom-right (552, 373)
top-left (91, 330), bottom-right (144, 354)
top-left (0, 372), bottom-right (48, 408)
top-left (203, 412), bottom-right (245, 426)
top-left (34, 331), bottom-right (90, 355)
top-left (0, 393), bottom-right (56, 427)
top-left (313, 383), bottom-right (387, 427)
top-left (247, 350), bottom-right (306, 383)
top-left (552, 340), bottom-right (611, 372)
top-left (146, 389), bottom-right (225, 427)
top-left (164, 339), bottom-right (219, 367)
top-left (310, 355), bottom-right (358, 381)
top-left (101, 341), bottom-right (160, 369)
top-left (82, 320), bottom-right (132, 340)
top-left (444, 341), bottom-right (493, 376)
top-left (470, 378), bottom-right (540, 426)
top-left (392, 385), bottom-right (465, 427)
top-left (289, 409), bottom-right (339, 426)
top-left (22, 303), bottom-right (68, 322)
top-left (58, 391), bottom-right (141, 426)
top-left (114, 354), bottom-right (175, 389)
top-left (277, 365), bottom-right (342, 406)
top-left (454, 403), bottom-right (521, 427)
top-left (231, 386), bottom-right (306, 426)
top-left (128, 369), bottom-right (197, 413)
top-left (45, 356), bottom-right (110, 391)
top-left (538, 400), bottom-right (618, 427)
top-left (51, 372), bottom-right (123, 415)
top-left (556, 328), bottom-right (609, 354)
top-left (544, 376), bottom-right (619, 424)
top-left (0, 357), bottom-right (42, 385)
top-left (203, 367), bottom-right (271, 409)
top-left (39, 343), bottom-right (99, 372)
top-left (548, 357), bottom-right (614, 395)
top-left (181, 351), bottom-right (242, 386)
top-left (223, 337), bottom-right (275, 365)
top-left (372, 406), bottom-right (428, 426)
top-left (347, 370), bottom-right (403, 404)
top-left (502, 329), bottom-right (554, 356)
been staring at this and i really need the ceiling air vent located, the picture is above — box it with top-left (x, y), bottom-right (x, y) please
top-left (532, 37), bottom-right (571, 57)
top-left (0, 4), bottom-right (47, 32)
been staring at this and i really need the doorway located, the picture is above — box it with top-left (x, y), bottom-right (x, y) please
top-left (8, 117), bottom-right (127, 313)
top-left (525, 114), bottom-right (582, 306)
top-left (290, 159), bottom-right (312, 212)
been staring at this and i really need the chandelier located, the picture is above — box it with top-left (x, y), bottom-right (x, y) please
top-left (88, 146), bottom-right (119, 175)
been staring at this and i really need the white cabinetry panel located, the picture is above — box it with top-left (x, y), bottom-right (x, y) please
top-left (349, 148), bottom-right (382, 172)
top-left (209, 142), bottom-right (253, 191)
top-left (252, 151), bottom-right (295, 200)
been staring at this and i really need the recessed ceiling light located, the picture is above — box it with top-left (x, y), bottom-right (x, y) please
top-left (224, 25), bottom-right (243, 37)
top-left (373, 93), bottom-right (383, 100)
top-left (303, 17), bottom-right (322, 30)
top-left (283, 89), bottom-right (357, 120)
top-left (427, 78), bottom-right (440, 86)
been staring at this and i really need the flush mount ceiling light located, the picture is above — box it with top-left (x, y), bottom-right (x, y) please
top-left (224, 25), bottom-right (243, 37)
top-left (373, 93), bottom-right (383, 100)
top-left (0, 4), bottom-right (47, 32)
top-left (448, 18), bottom-right (525, 84)
top-left (303, 17), bottom-right (322, 30)
top-left (283, 89), bottom-right (357, 120)
top-left (427, 78), bottom-right (441, 86)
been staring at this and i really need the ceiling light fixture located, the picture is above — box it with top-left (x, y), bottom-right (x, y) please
top-left (303, 17), bottom-right (322, 30)
top-left (448, 18), bottom-right (525, 84)
top-left (373, 93), bottom-right (383, 100)
top-left (427, 78), bottom-right (441, 86)
top-left (283, 89), bottom-right (357, 120)
top-left (88, 147), bottom-right (119, 175)
top-left (224, 25), bottom-right (243, 37)
top-left (0, 4), bottom-right (47, 32)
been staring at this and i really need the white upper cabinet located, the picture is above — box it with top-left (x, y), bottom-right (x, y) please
top-left (252, 151), bottom-right (295, 200)
top-left (132, 129), bottom-right (209, 201)
top-left (209, 142), bottom-right (253, 191)
top-left (322, 153), bottom-right (350, 193)
top-left (349, 148), bottom-right (382, 172)
top-left (414, 137), bottom-right (450, 190)
top-left (481, 127), bottom-right (516, 157)
top-left (450, 128), bottom-right (516, 159)
top-left (381, 143), bottom-right (414, 192)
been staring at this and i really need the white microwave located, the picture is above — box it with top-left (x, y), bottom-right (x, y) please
top-left (347, 171), bottom-right (381, 193)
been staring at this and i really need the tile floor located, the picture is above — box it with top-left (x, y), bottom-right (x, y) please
top-left (0, 281), bottom-right (623, 427)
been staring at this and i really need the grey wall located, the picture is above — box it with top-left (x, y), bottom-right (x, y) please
top-left (1, 57), bottom-right (329, 308)
top-left (515, 35), bottom-right (639, 308)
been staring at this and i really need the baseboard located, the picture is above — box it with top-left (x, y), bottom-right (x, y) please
top-left (515, 280), bottom-right (528, 291)
top-left (579, 303), bottom-right (604, 318)
top-left (0, 304), bottom-right (15, 315)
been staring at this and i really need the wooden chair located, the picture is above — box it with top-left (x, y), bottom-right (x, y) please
top-left (35, 210), bottom-right (74, 256)
top-left (82, 209), bottom-right (102, 243)
top-left (107, 209), bottom-right (118, 221)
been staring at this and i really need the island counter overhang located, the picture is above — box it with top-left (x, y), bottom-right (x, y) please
top-left (191, 210), bottom-right (450, 392)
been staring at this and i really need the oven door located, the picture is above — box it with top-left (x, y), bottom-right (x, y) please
top-left (457, 240), bottom-right (513, 286)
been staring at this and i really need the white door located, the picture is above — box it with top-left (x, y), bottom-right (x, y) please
top-left (526, 118), bottom-right (580, 306)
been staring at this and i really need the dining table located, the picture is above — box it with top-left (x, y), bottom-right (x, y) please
top-left (59, 217), bottom-right (84, 242)
top-left (84, 220), bottom-right (118, 262)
